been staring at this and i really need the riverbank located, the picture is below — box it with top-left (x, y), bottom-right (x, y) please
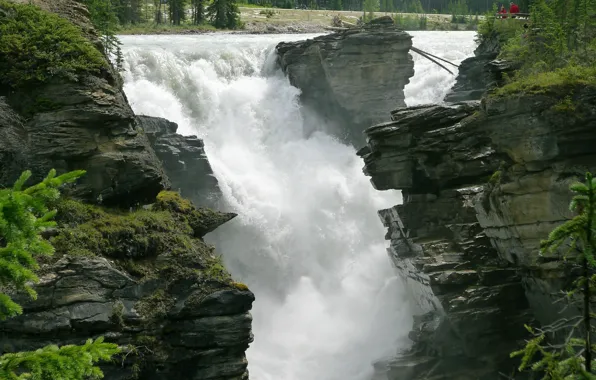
top-left (117, 7), bottom-right (478, 35)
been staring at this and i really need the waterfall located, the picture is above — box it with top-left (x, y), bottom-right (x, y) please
top-left (120, 30), bottom-right (476, 380)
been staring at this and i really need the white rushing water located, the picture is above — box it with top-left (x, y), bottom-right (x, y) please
top-left (120, 31), bottom-right (476, 380)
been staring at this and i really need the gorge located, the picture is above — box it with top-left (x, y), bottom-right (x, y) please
top-left (1, 0), bottom-right (594, 379)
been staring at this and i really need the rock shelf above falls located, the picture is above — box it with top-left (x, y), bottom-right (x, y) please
top-left (275, 20), bottom-right (415, 146)
top-left (359, 84), bottom-right (596, 378)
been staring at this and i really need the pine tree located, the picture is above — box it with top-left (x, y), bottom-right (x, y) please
top-left (0, 170), bottom-right (120, 379)
top-left (511, 172), bottom-right (596, 378)
top-left (191, 0), bottom-right (206, 24)
top-left (207, 0), bottom-right (241, 29)
top-left (82, 0), bottom-right (124, 71)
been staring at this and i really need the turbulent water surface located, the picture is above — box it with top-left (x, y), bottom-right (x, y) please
top-left (120, 31), bottom-right (476, 380)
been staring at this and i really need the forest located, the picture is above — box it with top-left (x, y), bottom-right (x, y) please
top-left (83, 0), bottom-right (527, 30)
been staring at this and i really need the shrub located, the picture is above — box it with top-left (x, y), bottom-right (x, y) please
top-left (0, 0), bottom-right (107, 89)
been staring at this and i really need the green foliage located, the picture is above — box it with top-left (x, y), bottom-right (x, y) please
top-left (81, 0), bottom-right (124, 70)
top-left (363, 0), bottom-right (379, 21)
top-left (495, 64), bottom-right (596, 96)
top-left (207, 0), bottom-right (241, 29)
top-left (0, 1), bottom-right (106, 89)
top-left (511, 172), bottom-right (596, 378)
top-left (0, 169), bottom-right (85, 320)
top-left (449, 0), bottom-right (469, 23)
top-left (491, 0), bottom-right (596, 95)
top-left (394, 13), bottom-right (428, 30)
top-left (489, 170), bottom-right (502, 185)
top-left (51, 202), bottom-right (195, 259)
top-left (0, 337), bottom-right (119, 380)
top-left (0, 170), bottom-right (119, 379)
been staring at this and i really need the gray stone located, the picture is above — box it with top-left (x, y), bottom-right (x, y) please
top-left (276, 25), bottom-right (414, 145)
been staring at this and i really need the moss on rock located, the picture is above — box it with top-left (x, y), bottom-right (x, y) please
top-left (51, 191), bottom-right (237, 287)
top-left (0, 0), bottom-right (107, 90)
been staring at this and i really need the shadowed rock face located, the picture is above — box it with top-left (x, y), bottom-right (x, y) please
top-left (359, 102), bottom-right (533, 379)
top-left (360, 83), bottom-right (596, 379)
top-left (138, 115), bottom-right (221, 208)
top-left (443, 35), bottom-right (501, 102)
top-left (276, 20), bottom-right (414, 145)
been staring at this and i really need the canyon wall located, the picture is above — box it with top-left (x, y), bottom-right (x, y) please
top-left (0, 1), bottom-right (253, 378)
top-left (275, 17), bottom-right (414, 145)
top-left (359, 37), bottom-right (596, 379)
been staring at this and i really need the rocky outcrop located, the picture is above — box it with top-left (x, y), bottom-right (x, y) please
top-left (138, 116), bottom-right (221, 207)
top-left (444, 34), bottom-right (501, 103)
top-left (276, 18), bottom-right (414, 145)
top-left (1, 194), bottom-right (254, 380)
top-left (0, 2), bottom-right (253, 379)
top-left (359, 86), bottom-right (596, 379)
top-left (0, 0), bottom-right (167, 206)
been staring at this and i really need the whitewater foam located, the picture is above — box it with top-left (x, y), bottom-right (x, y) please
top-left (120, 31), bottom-right (476, 380)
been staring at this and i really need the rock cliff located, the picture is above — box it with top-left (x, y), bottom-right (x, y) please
top-left (359, 34), bottom-right (596, 378)
top-left (138, 116), bottom-right (221, 207)
top-left (0, 0), bottom-right (167, 206)
top-left (0, 1), bottom-right (253, 378)
top-left (276, 17), bottom-right (414, 145)
top-left (2, 193), bottom-right (254, 380)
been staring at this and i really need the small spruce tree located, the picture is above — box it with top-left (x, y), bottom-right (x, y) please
top-left (511, 172), bottom-right (596, 378)
top-left (0, 170), bottom-right (119, 379)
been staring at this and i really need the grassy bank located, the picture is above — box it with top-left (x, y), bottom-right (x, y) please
top-left (481, 0), bottom-right (596, 97)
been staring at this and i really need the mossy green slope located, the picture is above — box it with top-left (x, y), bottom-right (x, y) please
top-left (0, 0), bottom-right (107, 90)
top-left (51, 191), bottom-right (240, 287)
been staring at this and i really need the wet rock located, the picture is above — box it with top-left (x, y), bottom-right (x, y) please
top-left (444, 34), bottom-right (501, 103)
top-left (138, 115), bottom-right (221, 207)
top-left (276, 24), bottom-right (414, 145)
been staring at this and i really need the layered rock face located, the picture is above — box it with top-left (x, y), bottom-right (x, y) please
top-left (0, 0), bottom-right (167, 206)
top-left (0, 2), bottom-right (254, 379)
top-left (1, 197), bottom-right (254, 380)
top-left (360, 87), bottom-right (596, 378)
top-left (443, 35), bottom-right (500, 102)
top-left (138, 116), bottom-right (221, 207)
top-left (276, 18), bottom-right (414, 145)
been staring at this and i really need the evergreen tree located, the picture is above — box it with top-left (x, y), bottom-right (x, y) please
top-left (81, 0), bottom-right (124, 70)
top-left (169, 0), bottom-right (187, 25)
top-left (207, 0), bottom-right (241, 29)
top-left (332, 0), bottom-right (343, 11)
top-left (0, 170), bottom-right (120, 379)
top-left (511, 172), bottom-right (596, 378)
top-left (191, 0), bottom-right (207, 24)
top-left (363, 0), bottom-right (379, 20)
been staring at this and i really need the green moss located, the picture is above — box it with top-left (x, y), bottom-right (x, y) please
top-left (489, 170), bottom-right (502, 185)
top-left (52, 196), bottom-right (238, 283)
top-left (135, 290), bottom-right (173, 321)
top-left (111, 301), bottom-right (124, 327)
top-left (51, 204), bottom-right (194, 260)
top-left (493, 65), bottom-right (596, 97)
top-left (154, 190), bottom-right (194, 214)
top-left (552, 95), bottom-right (577, 113)
top-left (231, 281), bottom-right (249, 291)
top-left (0, 0), bottom-right (107, 89)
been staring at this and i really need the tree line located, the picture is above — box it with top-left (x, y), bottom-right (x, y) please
top-left (244, 0), bottom-right (518, 14)
top-left (82, 0), bottom-right (241, 29)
